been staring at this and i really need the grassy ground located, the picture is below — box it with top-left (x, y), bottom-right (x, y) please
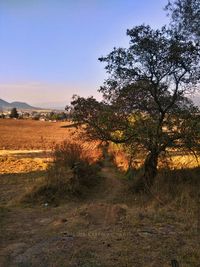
top-left (0, 152), bottom-right (199, 267)
top-left (0, 119), bottom-right (199, 266)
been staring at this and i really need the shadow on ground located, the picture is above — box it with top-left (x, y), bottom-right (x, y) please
top-left (0, 163), bottom-right (200, 266)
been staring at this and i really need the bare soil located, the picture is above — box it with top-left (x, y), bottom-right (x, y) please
top-left (0, 119), bottom-right (75, 150)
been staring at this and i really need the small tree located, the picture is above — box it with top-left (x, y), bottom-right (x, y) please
top-left (0, 113), bottom-right (5, 119)
top-left (10, 107), bottom-right (19, 119)
top-left (68, 25), bottom-right (200, 191)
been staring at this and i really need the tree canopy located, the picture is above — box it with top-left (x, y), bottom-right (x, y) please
top-left (68, 4), bottom-right (200, 191)
top-left (166, 0), bottom-right (200, 39)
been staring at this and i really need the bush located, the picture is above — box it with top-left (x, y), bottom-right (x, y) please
top-left (52, 141), bottom-right (85, 168)
top-left (50, 141), bottom-right (100, 190)
top-left (22, 141), bottom-right (101, 204)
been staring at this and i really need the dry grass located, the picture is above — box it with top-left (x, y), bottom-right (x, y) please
top-left (1, 162), bottom-right (199, 266)
top-left (0, 119), bottom-right (76, 149)
top-left (22, 140), bottom-right (102, 204)
top-left (108, 143), bottom-right (200, 171)
top-left (0, 119), bottom-right (200, 266)
top-left (0, 154), bottom-right (48, 174)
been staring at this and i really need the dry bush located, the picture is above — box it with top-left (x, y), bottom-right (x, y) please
top-left (52, 141), bottom-right (86, 168)
top-left (22, 141), bottom-right (102, 204)
top-left (51, 140), bottom-right (102, 167)
top-left (154, 168), bottom-right (200, 208)
top-left (47, 141), bottom-right (102, 189)
top-left (129, 167), bottom-right (200, 224)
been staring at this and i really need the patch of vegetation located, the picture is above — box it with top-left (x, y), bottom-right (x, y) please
top-left (68, 0), bottom-right (200, 194)
top-left (9, 107), bottom-right (19, 119)
top-left (154, 167), bottom-right (200, 211)
top-left (0, 205), bottom-right (10, 223)
top-left (22, 141), bottom-right (101, 205)
top-left (75, 250), bottom-right (104, 267)
top-left (125, 166), bottom-right (200, 225)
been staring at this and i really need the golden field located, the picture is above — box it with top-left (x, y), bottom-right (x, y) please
top-left (0, 119), bottom-right (101, 174)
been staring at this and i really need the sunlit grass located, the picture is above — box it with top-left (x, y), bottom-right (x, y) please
top-left (0, 155), bottom-right (49, 174)
top-left (108, 143), bottom-right (200, 171)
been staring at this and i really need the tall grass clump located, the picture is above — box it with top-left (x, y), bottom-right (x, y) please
top-left (22, 140), bottom-right (101, 204)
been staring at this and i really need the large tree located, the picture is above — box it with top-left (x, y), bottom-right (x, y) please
top-left (68, 25), bottom-right (200, 191)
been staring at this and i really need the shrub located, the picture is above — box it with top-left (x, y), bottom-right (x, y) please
top-left (50, 141), bottom-right (101, 189)
top-left (22, 141), bottom-right (101, 204)
top-left (52, 141), bottom-right (85, 168)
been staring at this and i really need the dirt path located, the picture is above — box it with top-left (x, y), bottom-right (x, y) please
top-left (95, 163), bottom-right (126, 202)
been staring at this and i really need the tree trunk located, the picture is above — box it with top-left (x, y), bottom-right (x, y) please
top-left (143, 150), bottom-right (159, 188)
top-left (134, 150), bottom-right (159, 192)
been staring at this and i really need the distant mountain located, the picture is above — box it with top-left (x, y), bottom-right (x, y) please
top-left (0, 99), bottom-right (12, 109)
top-left (0, 98), bottom-right (39, 110)
top-left (10, 101), bottom-right (38, 109)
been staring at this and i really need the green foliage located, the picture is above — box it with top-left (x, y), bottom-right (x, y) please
top-left (48, 111), bottom-right (67, 121)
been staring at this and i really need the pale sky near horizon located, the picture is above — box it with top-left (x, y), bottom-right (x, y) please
top-left (0, 0), bottom-right (169, 108)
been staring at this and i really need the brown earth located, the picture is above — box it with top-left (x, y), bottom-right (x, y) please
top-left (0, 119), bottom-right (76, 150)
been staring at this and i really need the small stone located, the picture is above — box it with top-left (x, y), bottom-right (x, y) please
top-left (61, 218), bottom-right (68, 223)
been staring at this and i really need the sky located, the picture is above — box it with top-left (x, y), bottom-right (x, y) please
top-left (0, 0), bottom-right (169, 108)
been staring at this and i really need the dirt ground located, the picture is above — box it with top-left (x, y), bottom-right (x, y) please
top-left (0, 119), bottom-right (75, 149)
top-left (0, 151), bottom-right (199, 267)
top-left (0, 119), bottom-right (199, 266)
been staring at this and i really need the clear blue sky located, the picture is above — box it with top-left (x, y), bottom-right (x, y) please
top-left (0, 0), bottom-right (169, 108)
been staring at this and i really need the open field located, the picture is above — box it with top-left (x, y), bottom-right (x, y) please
top-left (0, 119), bottom-right (75, 150)
top-left (0, 119), bottom-right (200, 266)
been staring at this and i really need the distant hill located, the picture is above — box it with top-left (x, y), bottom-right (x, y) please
top-left (0, 99), bottom-right (12, 109)
top-left (0, 99), bottom-right (39, 110)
